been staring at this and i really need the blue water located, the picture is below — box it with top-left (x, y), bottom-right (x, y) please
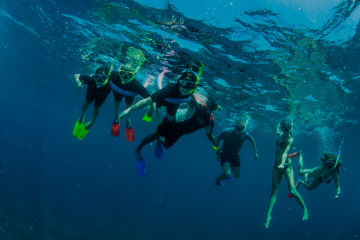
top-left (1, 0), bottom-right (360, 239)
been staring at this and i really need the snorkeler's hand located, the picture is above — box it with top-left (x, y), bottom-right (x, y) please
top-left (277, 163), bottom-right (285, 169)
top-left (254, 153), bottom-right (259, 160)
top-left (334, 194), bottom-right (340, 199)
top-left (74, 74), bottom-right (83, 88)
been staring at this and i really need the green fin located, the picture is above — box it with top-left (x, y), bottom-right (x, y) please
top-left (73, 120), bottom-right (89, 140)
top-left (142, 112), bottom-right (153, 123)
top-left (73, 120), bottom-right (84, 140)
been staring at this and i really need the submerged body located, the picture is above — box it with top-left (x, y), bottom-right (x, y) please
top-left (297, 152), bottom-right (341, 198)
top-left (215, 119), bottom-right (258, 185)
top-left (264, 120), bottom-right (308, 229)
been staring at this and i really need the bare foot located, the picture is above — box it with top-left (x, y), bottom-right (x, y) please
top-left (265, 215), bottom-right (271, 229)
top-left (302, 208), bottom-right (309, 221)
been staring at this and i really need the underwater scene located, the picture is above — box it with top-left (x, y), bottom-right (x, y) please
top-left (1, 0), bottom-right (360, 239)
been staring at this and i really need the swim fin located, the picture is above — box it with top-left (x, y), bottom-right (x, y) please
top-left (126, 127), bottom-right (135, 141)
top-left (73, 120), bottom-right (83, 140)
top-left (111, 122), bottom-right (120, 137)
top-left (73, 120), bottom-right (89, 140)
top-left (154, 140), bottom-right (164, 158)
top-left (142, 112), bottom-right (153, 123)
top-left (136, 158), bottom-right (147, 176)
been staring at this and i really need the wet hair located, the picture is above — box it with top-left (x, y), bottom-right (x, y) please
top-left (280, 120), bottom-right (293, 132)
top-left (320, 152), bottom-right (336, 162)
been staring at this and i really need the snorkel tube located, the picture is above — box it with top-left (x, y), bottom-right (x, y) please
top-left (334, 138), bottom-right (344, 168)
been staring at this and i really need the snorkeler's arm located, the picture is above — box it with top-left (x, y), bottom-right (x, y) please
top-left (74, 74), bottom-right (83, 88)
top-left (333, 173), bottom-right (341, 198)
top-left (276, 123), bottom-right (281, 136)
top-left (299, 166), bottom-right (322, 177)
top-left (277, 138), bottom-right (293, 168)
top-left (247, 134), bottom-right (259, 160)
top-left (206, 117), bottom-right (218, 147)
top-left (119, 97), bottom-right (153, 119)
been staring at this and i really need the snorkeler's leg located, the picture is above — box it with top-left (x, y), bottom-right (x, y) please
top-left (216, 162), bottom-right (231, 185)
top-left (135, 131), bottom-right (160, 160)
top-left (125, 102), bottom-right (132, 128)
top-left (232, 167), bottom-right (240, 178)
top-left (80, 102), bottom-right (91, 123)
top-left (113, 100), bottom-right (121, 123)
top-left (304, 178), bottom-right (322, 191)
top-left (285, 166), bottom-right (308, 221)
top-left (298, 152), bottom-right (304, 174)
top-left (265, 168), bottom-right (282, 229)
top-left (85, 105), bottom-right (100, 130)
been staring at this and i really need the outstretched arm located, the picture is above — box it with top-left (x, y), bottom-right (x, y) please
top-left (333, 173), bottom-right (341, 199)
top-left (119, 97), bottom-right (153, 119)
top-left (247, 135), bottom-right (259, 160)
top-left (277, 138), bottom-right (292, 168)
top-left (205, 116), bottom-right (218, 147)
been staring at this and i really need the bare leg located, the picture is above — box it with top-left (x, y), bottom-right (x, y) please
top-left (298, 178), bottom-right (322, 191)
top-left (216, 162), bottom-right (231, 185)
top-left (265, 168), bottom-right (283, 229)
top-left (285, 166), bottom-right (308, 221)
top-left (135, 131), bottom-right (160, 160)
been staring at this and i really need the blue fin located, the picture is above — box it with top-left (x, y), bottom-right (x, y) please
top-left (136, 158), bottom-right (147, 176)
top-left (154, 140), bottom-right (164, 159)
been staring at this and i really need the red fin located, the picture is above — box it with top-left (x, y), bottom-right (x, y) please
top-left (126, 127), bottom-right (135, 141)
top-left (111, 122), bottom-right (120, 137)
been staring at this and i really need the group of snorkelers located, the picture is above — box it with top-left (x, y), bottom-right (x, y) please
top-left (72, 45), bottom-right (342, 229)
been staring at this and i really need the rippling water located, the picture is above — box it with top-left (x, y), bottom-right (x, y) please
top-left (0, 0), bottom-right (359, 239)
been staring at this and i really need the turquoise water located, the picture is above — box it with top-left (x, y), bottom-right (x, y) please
top-left (0, 0), bottom-right (359, 239)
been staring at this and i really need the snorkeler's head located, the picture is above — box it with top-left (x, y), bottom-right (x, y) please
top-left (178, 71), bottom-right (199, 94)
top-left (320, 152), bottom-right (340, 168)
top-left (94, 66), bottom-right (111, 88)
top-left (280, 119), bottom-right (293, 132)
top-left (234, 118), bottom-right (248, 131)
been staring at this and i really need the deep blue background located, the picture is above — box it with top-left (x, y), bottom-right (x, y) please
top-left (1, 1), bottom-right (360, 240)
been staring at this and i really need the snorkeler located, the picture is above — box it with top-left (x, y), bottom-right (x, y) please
top-left (110, 47), bottom-right (152, 141)
top-left (73, 66), bottom-right (112, 140)
top-left (118, 63), bottom-right (204, 176)
top-left (295, 152), bottom-right (341, 199)
top-left (134, 94), bottom-right (220, 175)
top-left (264, 120), bottom-right (308, 229)
top-left (214, 117), bottom-right (259, 186)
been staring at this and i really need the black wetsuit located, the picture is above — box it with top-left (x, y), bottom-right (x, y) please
top-left (109, 71), bottom-right (150, 105)
top-left (151, 83), bottom-right (191, 118)
top-left (218, 128), bottom-right (253, 167)
top-left (80, 75), bottom-right (111, 107)
top-left (157, 109), bottom-right (214, 149)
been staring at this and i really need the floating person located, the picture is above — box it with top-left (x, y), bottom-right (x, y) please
top-left (118, 63), bottom-right (204, 175)
top-left (264, 120), bottom-right (308, 229)
top-left (214, 117), bottom-right (259, 186)
top-left (110, 47), bottom-right (152, 141)
top-left (135, 93), bottom-right (220, 175)
top-left (295, 152), bottom-right (341, 199)
top-left (73, 66), bottom-right (112, 140)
